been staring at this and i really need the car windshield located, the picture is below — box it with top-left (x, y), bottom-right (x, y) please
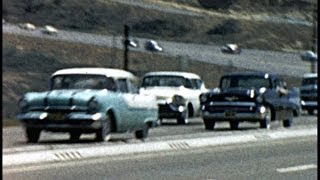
top-left (220, 76), bottom-right (271, 89)
top-left (51, 74), bottom-right (116, 91)
top-left (142, 75), bottom-right (190, 88)
top-left (302, 77), bottom-right (317, 86)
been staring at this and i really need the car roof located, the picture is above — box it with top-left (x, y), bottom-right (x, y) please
top-left (221, 71), bottom-right (277, 79)
top-left (52, 68), bottom-right (136, 79)
top-left (225, 44), bottom-right (238, 50)
top-left (303, 73), bottom-right (317, 78)
top-left (143, 71), bottom-right (201, 79)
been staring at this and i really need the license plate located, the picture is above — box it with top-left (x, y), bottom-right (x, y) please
top-left (225, 110), bottom-right (236, 117)
top-left (51, 113), bottom-right (65, 121)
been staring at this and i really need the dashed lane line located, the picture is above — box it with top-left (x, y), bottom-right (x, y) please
top-left (3, 127), bottom-right (316, 167)
top-left (276, 164), bottom-right (317, 173)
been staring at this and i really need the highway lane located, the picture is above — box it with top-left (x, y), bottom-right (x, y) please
top-left (3, 113), bottom-right (317, 151)
top-left (3, 23), bottom-right (310, 77)
top-left (3, 136), bottom-right (317, 180)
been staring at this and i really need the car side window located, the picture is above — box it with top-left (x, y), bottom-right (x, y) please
top-left (185, 79), bottom-right (193, 89)
top-left (118, 79), bottom-right (128, 93)
top-left (191, 79), bottom-right (203, 90)
top-left (127, 79), bottom-right (139, 93)
top-left (118, 79), bottom-right (139, 93)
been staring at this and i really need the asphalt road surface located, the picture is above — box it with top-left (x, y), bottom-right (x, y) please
top-left (3, 113), bottom-right (317, 150)
top-left (3, 136), bottom-right (317, 180)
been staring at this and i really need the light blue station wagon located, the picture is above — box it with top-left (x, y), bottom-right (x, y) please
top-left (17, 68), bottom-right (158, 142)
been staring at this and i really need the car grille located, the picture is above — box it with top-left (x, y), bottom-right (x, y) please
top-left (301, 90), bottom-right (317, 94)
top-left (30, 105), bottom-right (88, 112)
top-left (159, 104), bottom-right (171, 112)
top-left (301, 96), bottom-right (317, 101)
top-left (205, 106), bottom-right (255, 113)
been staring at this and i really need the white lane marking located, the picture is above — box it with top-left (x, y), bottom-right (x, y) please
top-left (268, 128), bottom-right (317, 139)
top-left (276, 164), bottom-right (317, 173)
top-left (3, 134), bottom-right (257, 167)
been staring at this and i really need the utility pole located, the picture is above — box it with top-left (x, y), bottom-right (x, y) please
top-left (123, 25), bottom-right (130, 71)
top-left (311, 2), bottom-right (317, 73)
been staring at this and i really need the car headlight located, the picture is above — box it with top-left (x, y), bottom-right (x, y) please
top-left (256, 95), bottom-right (264, 103)
top-left (169, 95), bottom-right (185, 105)
top-left (259, 87), bottom-right (267, 94)
top-left (259, 106), bottom-right (266, 114)
top-left (250, 89), bottom-right (255, 98)
top-left (88, 98), bottom-right (100, 113)
top-left (18, 98), bottom-right (29, 112)
top-left (200, 94), bottom-right (207, 102)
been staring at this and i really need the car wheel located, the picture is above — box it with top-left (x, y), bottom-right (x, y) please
top-left (26, 128), bottom-right (41, 143)
top-left (203, 118), bottom-right (215, 130)
top-left (229, 121), bottom-right (239, 130)
top-left (177, 109), bottom-right (189, 124)
top-left (95, 116), bottom-right (110, 142)
top-left (69, 131), bottom-right (81, 141)
top-left (283, 115), bottom-right (293, 128)
top-left (135, 124), bottom-right (149, 140)
top-left (260, 107), bottom-right (271, 129)
top-left (307, 109), bottom-right (314, 115)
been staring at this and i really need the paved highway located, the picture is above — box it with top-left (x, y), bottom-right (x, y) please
top-left (4, 136), bottom-right (317, 180)
top-left (3, 114), bottom-right (317, 150)
top-left (3, 23), bottom-right (311, 77)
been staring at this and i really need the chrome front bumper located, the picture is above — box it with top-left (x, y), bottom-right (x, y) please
top-left (158, 103), bottom-right (186, 119)
top-left (17, 111), bottom-right (106, 130)
top-left (201, 111), bottom-right (267, 121)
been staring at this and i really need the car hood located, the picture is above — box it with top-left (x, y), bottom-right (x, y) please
top-left (140, 87), bottom-right (185, 98)
top-left (24, 89), bottom-right (108, 107)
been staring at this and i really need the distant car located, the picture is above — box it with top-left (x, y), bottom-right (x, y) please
top-left (301, 50), bottom-right (317, 61)
top-left (221, 44), bottom-right (241, 54)
top-left (139, 71), bottom-right (207, 124)
top-left (17, 68), bottom-right (158, 142)
top-left (18, 23), bottom-right (36, 31)
top-left (200, 72), bottom-right (297, 130)
top-left (42, 25), bottom-right (58, 35)
top-left (128, 39), bottom-right (138, 48)
top-left (300, 73), bottom-right (317, 115)
top-left (145, 40), bottom-right (163, 52)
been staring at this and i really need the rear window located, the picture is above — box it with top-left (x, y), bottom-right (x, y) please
top-left (220, 76), bottom-right (271, 89)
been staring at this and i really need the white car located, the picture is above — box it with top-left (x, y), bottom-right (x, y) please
top-left (18, 23), bottom-right (36, 30)
top-left (221, 43), bottom-right (241, 54)
top-left (139, 71), bottom-right (207, 124)
top-left (145, 40), bottom-right (163, 52)
top-left (42, 25), bottom-right (58, 35)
